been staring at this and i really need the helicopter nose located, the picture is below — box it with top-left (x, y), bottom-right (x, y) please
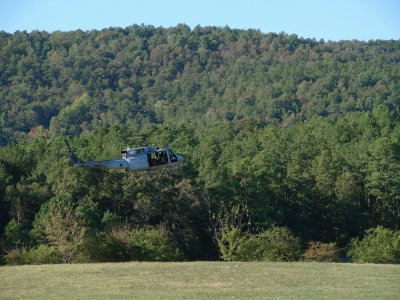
top-left (177, 155), bottom-right (184, 162)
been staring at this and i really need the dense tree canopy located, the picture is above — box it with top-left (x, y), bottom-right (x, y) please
top-left (0, 25), bottom-right (399, 144)
top-left (0, 25), bottom-right (399, 262)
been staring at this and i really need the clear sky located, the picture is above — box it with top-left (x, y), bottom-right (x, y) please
top-left (1, 0), bottom-right (399, 41)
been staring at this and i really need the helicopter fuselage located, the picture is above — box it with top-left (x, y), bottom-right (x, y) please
top-left (68, 146), bottom-right (183, 171)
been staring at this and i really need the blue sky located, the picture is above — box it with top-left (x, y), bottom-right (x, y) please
top-left (1, 0), bottom-right (399, 41)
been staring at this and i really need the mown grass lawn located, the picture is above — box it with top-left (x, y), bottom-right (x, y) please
top-left (1, 261), bottom-right (399, 299)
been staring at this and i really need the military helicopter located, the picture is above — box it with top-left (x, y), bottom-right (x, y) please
top-left (67, 145), bottom-right (183, 171)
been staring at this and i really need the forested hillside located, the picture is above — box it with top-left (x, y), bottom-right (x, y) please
top-left (0, 25), bottom-right (399, 263)
top-left (1, 25), bottom-right (399, 143)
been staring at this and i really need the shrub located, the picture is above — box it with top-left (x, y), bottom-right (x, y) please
top-left (235, 226), bottom-right (301, 262)
top-left (233, 235), bottom-right (261, 261)
top-left (3, 248), bottom-right (28, 265)
top-left (127, 228), bottom-right (184, 261)
top-left (3, 246), bottom-right (62, 265)
top-left (347, 226), bottom-right (400, 264)
top-left (303, 242), bottom-right (341, 262)
top-left (82, 232), bottom-right (129, 263)
top-left (25, 245), bottom-right (62, 264)
top-left (81, 227), bottom-right (184, 262)
top-left (216, 225), bottom-right (248, 262)
top-left (213, 204), bottom-right (250, 262)
top-left (43, 204), bottom-right (87, 263)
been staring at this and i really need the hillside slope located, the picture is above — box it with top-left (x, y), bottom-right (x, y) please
top-left (0, 25), bottom-right (399, 144)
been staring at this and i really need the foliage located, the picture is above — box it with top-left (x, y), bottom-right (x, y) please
top-left (81, 231), bottom-right (129, 262)
top-left (3, 248), bottom-right (27, 265)
top-left (235, 227), bottom-right (301, 262)
top-left (0, 27), bottom-right (399, 145)
top-left (216, 225), bottom-right (247, 261)
top-left (25, 245), bottom-right (63, 264)
top-left (4, 219), bottom-right (23, 250)
top-left (43, 202), bottom-right (87, 262)
top-left (101, 209), bottom-right (120, 229)
top-left (347, 226), bottom-right (400, 264)
top-left (126, 227), bottom-right (184, 261)
top-left (302, 242), bottom-right (341, 262)
top-left (3, 245), bottom-right (62, 265)
top-left (0, 25), bottom-right (399, 263)
top-left (82, 226), bottom-right (183, 262)
top-left (212, 204), bottom-right (249, 261)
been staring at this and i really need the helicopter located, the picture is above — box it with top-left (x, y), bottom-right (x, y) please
top-left (67, 145), bottom-right (183, 171)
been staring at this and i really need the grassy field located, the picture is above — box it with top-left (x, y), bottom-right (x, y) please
top-left (1, 261), bottom-right (399, 299)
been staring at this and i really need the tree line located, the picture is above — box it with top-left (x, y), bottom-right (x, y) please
top-left (1, 107), bottom-right (399, 262)
top-left (0, 25), bottom-right (399, 263)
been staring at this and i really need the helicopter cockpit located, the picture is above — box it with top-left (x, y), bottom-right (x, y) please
top-left (147, 148), bottom-right (179, 167)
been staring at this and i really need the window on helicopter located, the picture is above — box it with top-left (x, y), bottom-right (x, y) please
top-left (149, 151), bottom-right (168, 166)
top-left (169, 149), bottom-right (178, 162)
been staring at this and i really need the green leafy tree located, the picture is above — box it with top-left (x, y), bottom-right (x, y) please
top-left (43, 202), bottom-right (87, 262)
top-left (49, 93), bottom-right (95, 137)
top-left (236, 226), bottom-right (301, 262)
top-left (75, 197), bottom-right (102, 230)
top-left (366, 126), bottom-right (400, 228)
top-left (212, 204), bottom-right (249, 261)
top-left (348, 226), bottom-right (400, 264)
top-left (4, 218), bottom-right (23, 249)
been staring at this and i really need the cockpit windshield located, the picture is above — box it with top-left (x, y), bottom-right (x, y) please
top-left (168, 148), bottom-right (178, 162)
